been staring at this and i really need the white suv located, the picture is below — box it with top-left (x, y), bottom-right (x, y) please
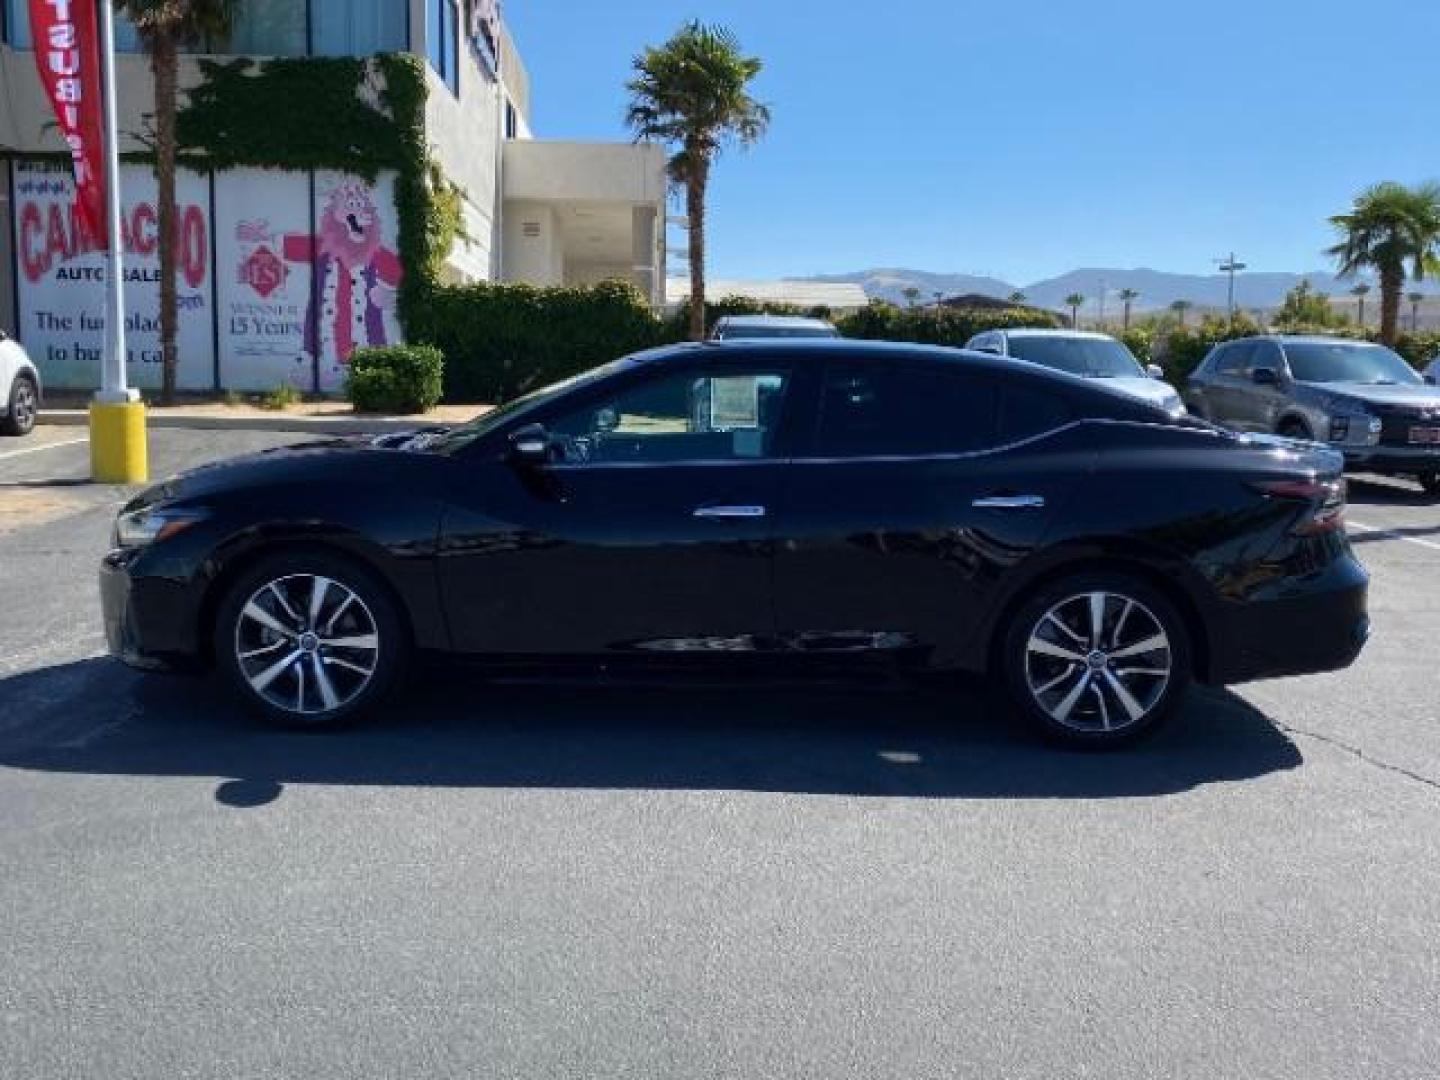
top-left (0, 331), bottom-right (41, 436)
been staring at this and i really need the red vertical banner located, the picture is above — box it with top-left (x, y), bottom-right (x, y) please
top-left (27, 0), bottom-right (109, 248)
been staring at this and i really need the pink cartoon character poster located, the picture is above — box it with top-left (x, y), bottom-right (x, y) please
top-left (284, 176), bottom-right (403, 389)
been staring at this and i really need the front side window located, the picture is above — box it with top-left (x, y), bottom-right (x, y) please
top-left (1214, 343), bottom-right (1254, 376)
top-left (547, 369), bottom-right (791, 464)
top-left (817, 367), bottom-right (998, 457)
top-left (1284, 342), bottom-right (1422, 385)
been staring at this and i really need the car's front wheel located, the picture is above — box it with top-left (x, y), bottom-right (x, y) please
top-left (215, 550), bottom-right (405, 727)
top-left (1, 374), bottom-right (38, 436)
top-left (1001, 573), bottom-right (1192, 747)
top-left (1420, 473), bottom-right (1440, 499)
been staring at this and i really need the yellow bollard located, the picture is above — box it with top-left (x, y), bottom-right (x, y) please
top-left (89, 400), bottom-right (148, 484)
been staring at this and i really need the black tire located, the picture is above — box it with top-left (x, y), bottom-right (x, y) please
top-left (1420, 473), bottom-right (1440, 500)
top-left (215, 549), bottom-right (406, 728)
top-left (1, 374), bottom-right (38, 436)
top-left (1000, 572), bottom-right (1192, 748)
top-left (1278, 418), bottom-right (1312, 441)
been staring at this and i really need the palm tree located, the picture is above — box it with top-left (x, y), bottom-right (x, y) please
top-left (627, 22), bottom-right (770, 341)
top-left (1064, 293), bottom-right (1085, 329)
top-left (901, 286), bottom-right (921, 309)
top-left (1327, 181), bottom-right (1440, 344)
top-left (115, 0), bottom-right (235, 404)
top-left (1408, 290), bottom-right (1425, 331)
top-left (1118, 287), bottom-right (1140, 330)
top-left (1008, 289), bottom-right (1028, 305)
top-left (1170, 299), bottom-right (1193, 327)
top-left (1350, 282), bottom-right (1371, 328)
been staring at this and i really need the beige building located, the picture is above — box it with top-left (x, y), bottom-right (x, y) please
top-left (0, 0), bottom-right (666, 388)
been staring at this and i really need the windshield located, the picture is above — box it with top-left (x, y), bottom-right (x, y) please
top-left (1005, 336), bottom-right (1145, 378)
top-left (425, 358), bottom-right (635, 455)
top-left (1284, 342), bottom-right (1422, 385)
top-left (718, 325), bottom-right (839, 339)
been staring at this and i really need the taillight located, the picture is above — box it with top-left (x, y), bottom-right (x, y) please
top-left (1251, 478), bottom-right (1347, 536)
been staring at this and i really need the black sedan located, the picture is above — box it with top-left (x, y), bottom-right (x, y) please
top-left (101, 341), bottom-right (1370, 746)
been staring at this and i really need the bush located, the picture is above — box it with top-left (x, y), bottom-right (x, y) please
top-left (410, 279), bottom-right (662, 403)
top-left (346, 344), bottom-right (445, 413)
top-left (836, 299), bottom-right (1062, 346)
top-left (260, 383), bottom-right (298, 411)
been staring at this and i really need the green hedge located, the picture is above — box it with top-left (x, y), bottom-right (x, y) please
top-left (346, 345), bottom-right (445, 414)
top-left (410, 279), bottom-right (663, 403)
top-left (837, 300), bottom-right (1062, 346)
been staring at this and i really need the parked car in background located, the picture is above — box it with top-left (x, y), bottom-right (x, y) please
top-left (1184, 335), bottom-right (1440, 497)
top-left (710, 315), bottom-right (840, 340)
top-left (102, 340), bottom-right (1368, 747)
top-left (965, 329), bottom-right (1185, 416)
top-left (0, 330), bottom-right (41, 436)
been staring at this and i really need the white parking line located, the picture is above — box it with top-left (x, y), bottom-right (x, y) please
top-left (1349, 520), bottom-right (1440, 553)
top-left (0, 437), bottom-right (89, 462)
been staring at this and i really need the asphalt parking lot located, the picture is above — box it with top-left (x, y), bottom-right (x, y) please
top-left (2, 427), bottom-right (1438, 1078)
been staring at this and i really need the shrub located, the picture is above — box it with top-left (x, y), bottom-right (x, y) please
top-left (836, 299), bottom-right (1062, 346)
top-left (1119, 326), bottom-right (1155, 364)
top-left (260, 383), bottom-right (298, 411)
top-left (410, 279), bottom-right (662, 403)
top-left (346, 344), bottom-right (445, 413)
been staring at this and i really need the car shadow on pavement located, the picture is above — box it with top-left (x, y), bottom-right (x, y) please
top-left (0, 657), bottom-right (1301, 805)
top-left (1347, 476), bottom-right (1436, 508)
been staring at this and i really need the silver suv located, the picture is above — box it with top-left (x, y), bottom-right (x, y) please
top-left (1184, 335), bottom-right (1440, 496)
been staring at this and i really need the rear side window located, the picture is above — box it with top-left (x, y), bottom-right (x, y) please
top-left (817, 367), bottom-right (998, 456)
top-left (999, 384), bottom-right (1073, 443)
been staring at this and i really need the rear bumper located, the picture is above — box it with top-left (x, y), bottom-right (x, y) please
top-left (100, 550), bottom-right (205, 672)
top-left (1206, 553), bottom-right (1370, 685)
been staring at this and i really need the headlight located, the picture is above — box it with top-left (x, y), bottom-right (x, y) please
top-left (114, 505), bottom-right (208, 548)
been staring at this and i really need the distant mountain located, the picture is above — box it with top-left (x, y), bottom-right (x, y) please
top-left (796, 267), bottom-right (1440, 314)
top-left (803, 268), bottom-right (1016, 307)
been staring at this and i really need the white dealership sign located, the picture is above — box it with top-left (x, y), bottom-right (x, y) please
top-left (11, 159), bottom-right (215, 390)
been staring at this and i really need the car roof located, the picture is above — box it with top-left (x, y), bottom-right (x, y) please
top-left (713, 315), bottom-right (836, 330)
top-left (1228, 334), bottom-right (1385, 346)
top-left (999, 329), bottom-right (1120, 342)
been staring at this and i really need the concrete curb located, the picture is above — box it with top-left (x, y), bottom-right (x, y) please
top-left (36, 410), bottom-right (444, 435)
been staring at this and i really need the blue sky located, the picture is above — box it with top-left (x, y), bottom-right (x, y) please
top-left (506, 0), bottom-right (1440, 285)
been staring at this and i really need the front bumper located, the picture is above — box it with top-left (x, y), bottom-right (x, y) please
top-left (1340, 444), bottom-right (1440, 475)
top-left (100, 549), bottom-right (205, 672)
top-left (1207, 553), bottom-right (1370, 685)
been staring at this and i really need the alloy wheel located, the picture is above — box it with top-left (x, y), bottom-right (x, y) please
top-left (1023, 591), bottom-right (1172, 733)
top-left (12, 380), bottom-right (36, 430)
top-left (233, 573), bottom-right (380, 717)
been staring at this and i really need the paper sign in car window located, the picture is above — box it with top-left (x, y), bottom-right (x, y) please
top-left (710, 376), bottom-right (761, 430)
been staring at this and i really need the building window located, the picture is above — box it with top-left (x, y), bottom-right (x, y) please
top-left (426, 0), bottom-right (459, 95)
top-left (313, 0), bottom-right (406, 57)
top-left (222, 0), bottom-right (307, 57)
top-left (504, 102), bottom-right (518, 139)
top-left (3, 1), bottom-right (141, 51)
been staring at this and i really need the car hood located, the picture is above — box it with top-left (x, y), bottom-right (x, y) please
top-left (1300, 381), bottom-right (1440, 409)
top-left (123, 430), bottom-right (450, 511)
top-left (1094, 375), bottom-right (1183, 410)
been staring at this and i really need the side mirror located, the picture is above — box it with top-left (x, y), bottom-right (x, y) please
top-left (1146, 364), bottom-right (1165, 380)
top-left (509, 423), bottom-right (552, 465)
top-left (1425, 373), bottom-right (1438, 386)
top-left (1252, 367), bottom-right (1281, 386)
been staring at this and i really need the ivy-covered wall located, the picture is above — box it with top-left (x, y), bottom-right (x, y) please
top-left (173, 53), bottom-right (463, 329)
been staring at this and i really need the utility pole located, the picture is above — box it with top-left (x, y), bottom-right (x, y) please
top-left (1216, 253), bottom-right (1247, 322)
top-left (1097, 279), bottom-right (1107, 329)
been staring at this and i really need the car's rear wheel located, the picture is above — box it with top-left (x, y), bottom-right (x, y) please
top-left (1420, 473), bottom-right (1440, 499)
top-left (2, 374), bottom-right (37, 436)
top-left (215, 550), bottom-right (405, 727)
top-left (1278, 418), bottom-right (1312, 441)
top-left (1001, 573), bottom-right (1192, 747)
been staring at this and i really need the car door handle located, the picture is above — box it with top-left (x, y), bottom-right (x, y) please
top-left (693, 505), bottom-right (767, 519)
top-left (972, 495), bottom-right (1046, 510)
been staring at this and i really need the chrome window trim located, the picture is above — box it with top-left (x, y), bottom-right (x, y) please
top-left (540, 418), bottom-right (1207, 471)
